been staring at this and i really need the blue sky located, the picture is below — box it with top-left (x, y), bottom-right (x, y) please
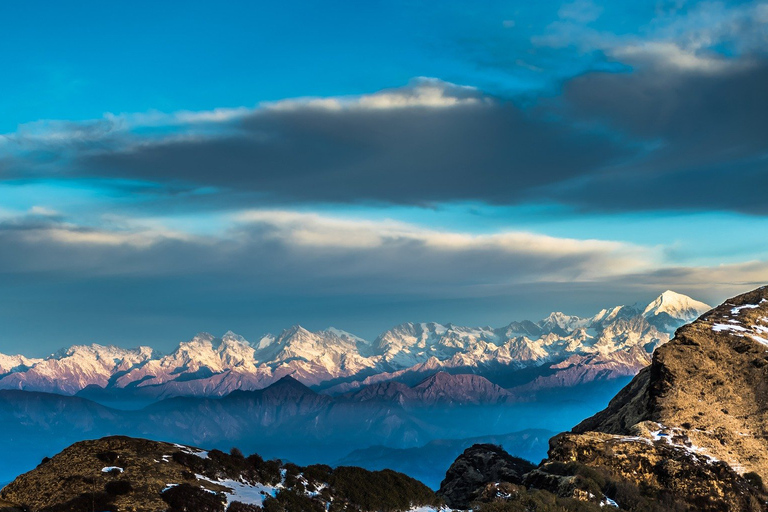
top-left (1, 0), bottom-right (767, 354)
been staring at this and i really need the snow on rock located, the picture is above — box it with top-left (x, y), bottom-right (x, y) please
top-left (172, 443), bottom-right (209, 459)
top-left (216, 478), bottom-right (277, 507)
top-left (195, 473), bottom-right (277, 507)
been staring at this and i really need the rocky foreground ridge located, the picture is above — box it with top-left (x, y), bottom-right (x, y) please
top-left (0, 436), bottom-right (440, 512)
top-left (436, 286), bottom-right (768, 511)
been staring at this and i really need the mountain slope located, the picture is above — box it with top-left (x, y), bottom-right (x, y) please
top-left (574, 285), bottom-right (768, 480)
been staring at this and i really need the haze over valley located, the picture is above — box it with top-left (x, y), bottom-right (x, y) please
top-left (0, 291), bottom-right (709, 488)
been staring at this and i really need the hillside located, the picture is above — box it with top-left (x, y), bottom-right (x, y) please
top-left (0, 436), bottom-right (441, 512)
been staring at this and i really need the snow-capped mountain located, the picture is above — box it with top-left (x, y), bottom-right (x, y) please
top-left (0, 344), bottom-right (155, 395)
top-left (642, 290), bottom-right (712, 331)
top-left (0, 291), bottom-right (712, 400)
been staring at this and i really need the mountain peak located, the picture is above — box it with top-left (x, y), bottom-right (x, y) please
top-left (642, 290), bottom-right (711, 320)
top-left (281, 325), bottom-right (311, 338)
top-left (538, 311), bottom-right (586, 333)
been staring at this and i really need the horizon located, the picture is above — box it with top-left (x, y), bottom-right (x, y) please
top-left (1, 0), bottom-right (767, 355)
top-left (1, 287), bottom-right (717, 357)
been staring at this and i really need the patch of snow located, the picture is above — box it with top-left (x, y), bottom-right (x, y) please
top-left (196, 474), bottom-right (278, 507)
top-left (601, 496), bottom-right (619, 507)
top-left (173, 443), bottom-right (209, 459)
top-left (648, 425), bottom-right (720, 463)
top-left (731, 304), bottom-right (761, 315)
top-left (101, 466), bottom-right (123, 473)
top-left (713, 323), bottom-right (748, 333)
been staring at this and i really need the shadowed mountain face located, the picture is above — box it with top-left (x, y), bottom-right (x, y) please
top-left (436, 286), bottom-right (768, 511)
top-left (0, 292), bottom-right (709, 405)
top-left (0, 372), bottom-right (614, 486)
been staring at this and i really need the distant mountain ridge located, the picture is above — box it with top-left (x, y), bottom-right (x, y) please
top-left (0, 291), bottom-right (711, 400)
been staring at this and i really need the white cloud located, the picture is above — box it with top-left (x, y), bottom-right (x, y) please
top-left (558, 0), bottom-right (603, 23)
top-left (233, 209), bottom-right (655, 281)
top-left (0, 79), bottom-right (485, 151)
top-left (263, 78), bottom-right (486, 112)
top-left (537, 1), bottom-right (768, 73)
top-left (611, 41), bottom-right (739, 73)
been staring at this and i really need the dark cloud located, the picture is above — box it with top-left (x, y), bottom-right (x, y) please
top-left (78, 86), bottom-right (628, 206)
top-left (555, 60), bottom-right (768, 213)
top-left (4, 64), bottom-right (767, 214)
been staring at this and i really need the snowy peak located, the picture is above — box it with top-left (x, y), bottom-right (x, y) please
top-left (643, 290), bottom-right (712, 320)
top-left (643, 290), bottom-right (711, 321)
top-left (326, 327), bottom-right (368, 343)
top-left (538, 312), bottom-right (587, 334)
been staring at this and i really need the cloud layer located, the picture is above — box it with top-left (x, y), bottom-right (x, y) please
top-left (3, 51), bottom-right (767, 214)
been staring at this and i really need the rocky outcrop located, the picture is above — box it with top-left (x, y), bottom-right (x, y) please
top-left (527, 428), bottom-right (767, 511)
top-left (437, 443), bottom-right (535, 509)
top-left (574, 285), bottom-right (768, 482)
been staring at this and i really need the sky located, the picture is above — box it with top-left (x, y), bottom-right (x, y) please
top-left (1, 0), bottom-right (767, 355)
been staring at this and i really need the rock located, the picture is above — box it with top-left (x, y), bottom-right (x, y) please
top-left (574, 285), bottom-right (768, 482)
top-left (437, 443), bottom-right (535, 509)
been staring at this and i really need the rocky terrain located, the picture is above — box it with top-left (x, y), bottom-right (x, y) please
top-left (438, 444), bottom-right (535, 509)
top-left (0, 436), bottom-right (441, 512)
top-left (435, 286), bottom-right (768, 511)
top-left (0, 291), bottom-right (708, 401)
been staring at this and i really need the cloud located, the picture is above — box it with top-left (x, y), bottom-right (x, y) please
top-left (55, 79), bottom-right (625, 206)
top-left (610, 41), bottom-right (740, 73)
top-left (556, 58), bottom-right (768, 213)
top-left (0, 207), bottom-right (764, 350)
top-left (4, 206), bottom-right (765, 309)
top-left (558, 0), bottom-right (603, 23)
top-left (0, 209), bottom-right (652, 293)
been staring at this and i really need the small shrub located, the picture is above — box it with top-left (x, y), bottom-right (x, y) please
top-left (745, 472), bottom-right (765, 492)
top-left (104, 480), bottom-right (133, 496)
top-left (227, 502), bottom-right (263, 512)
top-left (161, 483), bottom-right (226, 512)
top-left (96, 451), bottom-right (120, 465)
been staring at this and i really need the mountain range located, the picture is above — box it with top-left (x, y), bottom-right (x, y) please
top-left (3, 286), bottom-right (766, 512)
top-left (0, 291), bottom-right (711, 403)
